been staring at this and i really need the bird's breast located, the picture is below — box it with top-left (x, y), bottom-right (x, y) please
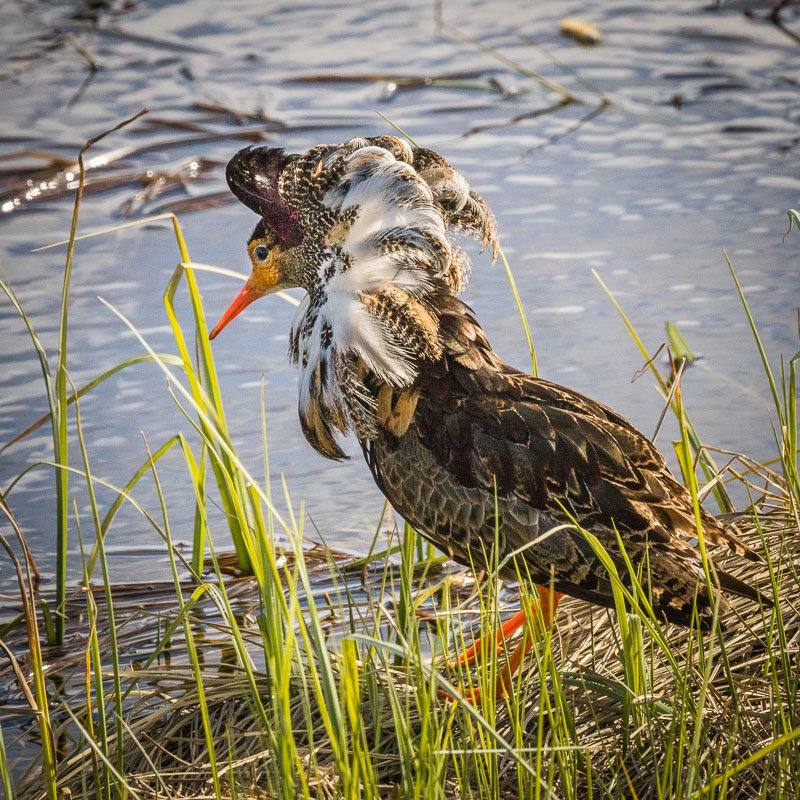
top-left (363, 417), bottom-right (557, 581)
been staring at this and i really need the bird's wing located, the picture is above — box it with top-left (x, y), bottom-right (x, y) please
top-left (417, 297), bottom-right (761, 569)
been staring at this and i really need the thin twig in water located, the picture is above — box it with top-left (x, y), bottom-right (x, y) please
top-left (66, 68), bottom-right (99, 109)
top-left (461, 99), bottom-right (571, 139)
top-left (652, 356), bottom-right (687, 443)
top-left (632, 343), bottom-right (666, 383)
top-left (519, 33), bottom-right (609, 103)
top-left (64, 33), bottom-right (100, 71)
top-left (768, 0), bottom-right (800, 46)
top-left (433, 0), bottom-right (580, 103)
top-left (522, 100), bottom-right (608, 155)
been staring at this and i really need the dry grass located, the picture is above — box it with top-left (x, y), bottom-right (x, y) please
top-left (3, 460), bottom-right (798, 799)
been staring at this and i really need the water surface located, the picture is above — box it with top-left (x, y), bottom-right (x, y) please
top-left (1, 0), bottom-right (799, 589)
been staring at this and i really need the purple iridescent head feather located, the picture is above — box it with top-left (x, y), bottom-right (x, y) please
top-left (225, 146), bottom-right (303, 248)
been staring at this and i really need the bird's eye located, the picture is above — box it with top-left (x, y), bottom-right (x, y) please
top-left (253, 244), bottom-right (270, 262)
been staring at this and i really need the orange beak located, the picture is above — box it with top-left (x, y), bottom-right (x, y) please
top-left (209, 282), bottom-right (265, 340)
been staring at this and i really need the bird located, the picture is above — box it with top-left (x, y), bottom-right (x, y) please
top-left (209, 136), bottom-right (770, 700)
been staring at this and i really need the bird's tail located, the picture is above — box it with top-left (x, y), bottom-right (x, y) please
top-left (716, 567), bottom-right (774, 609)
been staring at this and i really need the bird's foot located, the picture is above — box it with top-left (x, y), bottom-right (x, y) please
top-left (447, 606), bottom-right (529, 669)
top-left (440, 633), bottom-right (532, 706)
top-left (439, 669), bottom-right (521, 706)
top-left (440, 586), bottom-right (564, 706)
top-left (446, 639), bottom-right (503, 670)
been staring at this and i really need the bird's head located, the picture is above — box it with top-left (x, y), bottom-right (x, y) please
top-left (209, 147), bottom-right (305, 339)
top-left (208, 218), bottom-right (303, 339)
top-left (209, 138), bottom-right (499, 342)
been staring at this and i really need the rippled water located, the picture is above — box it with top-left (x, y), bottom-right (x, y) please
top-left (1, 0), bottom-right (799, 589)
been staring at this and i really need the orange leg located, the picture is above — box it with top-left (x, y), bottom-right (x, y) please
top-left (536, 584), bottom-right (564, 629)
top-left (449, 606), bottom-right (529, 668)
top-left (447, 584), bottom-right (564, 705)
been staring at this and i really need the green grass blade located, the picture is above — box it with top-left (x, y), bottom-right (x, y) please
top-left (71, 377), bottom-right (127, 791)
top-left (0, 722), bottom-right (16, 800)
top-left (75, 509), bottom-right (111, 800)
top-left (143, 438), bottom-right (223, 800)
top-left (52, 109), bottom-right (148, 645)
top-left (32, 212), bottom-right (177, 251)
top-left (86, 434), bottom-right (182, 578)
top-left (53, 696), bottom-right (143, 800)
top-left (95, 294), bottom-right (294, 536)
top-left (348, 633), bottom-right (549, 793)
top-left (0, 505), bottom-right (57, 800)
top-left (0, 275), bottom-right (57, 428)
top-left (498, 244), bottom-right (538, 377)
top-left (593, 268), bottom-right (733, 512)
top-left (782, 208), bottom-right (799, 241)
top-left (162, 259), bottom-right (254, 571)
top-left (725, 252), bottom-right (784, 429)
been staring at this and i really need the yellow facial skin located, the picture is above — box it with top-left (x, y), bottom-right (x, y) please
top-left (209, 231), bottom-right (292, 340)
top-left (247, 237), bottom-right (280, 294)
top-left (245, 227), bottom-right (301, 295)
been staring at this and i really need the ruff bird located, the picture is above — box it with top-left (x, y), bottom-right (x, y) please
top-left (209, 136), bottom-right (768, 699)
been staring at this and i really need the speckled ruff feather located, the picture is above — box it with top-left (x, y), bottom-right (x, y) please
top-left (223, 136), bottom-right (769, 628)
top-left (226, 135), bottom-right (498, 458)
